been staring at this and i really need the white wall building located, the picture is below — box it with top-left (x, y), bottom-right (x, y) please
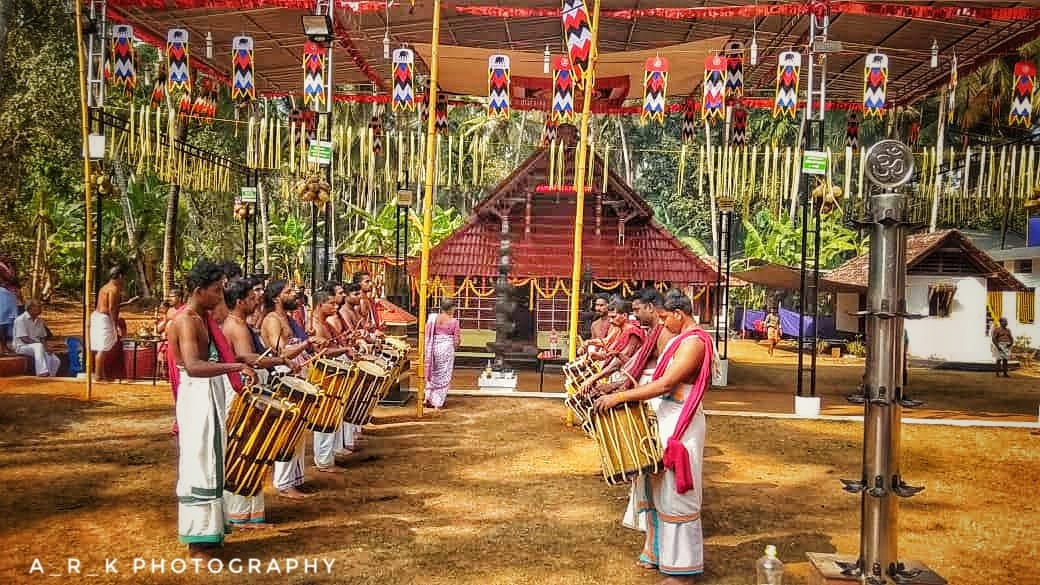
top-left (989, 248), bottom-right (1040, 349)
top-left (827, 230), bottom-right (1028, 364)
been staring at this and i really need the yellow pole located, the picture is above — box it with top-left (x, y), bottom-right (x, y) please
top-left (566, 0), bottom-right (602, 423)
top-left (415, 0), bottom-right (442, 419)
top-left (74, 0), bottom-right (95, 400)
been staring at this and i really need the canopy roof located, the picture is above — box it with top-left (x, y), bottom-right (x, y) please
top-left (108, 1), bottom-right (1040, 107)
top-left (733, 261), bottom-right (862, 293)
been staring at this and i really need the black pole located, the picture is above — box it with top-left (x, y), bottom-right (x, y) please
top-left (796, 168), bottom-right (810, 398)
top-left (722, 210), bottom-right (732, 361)
top-left (251, 205), bottom-right (258, 275)
top-left (242, 209), bottom-right (249, 273)
top-left (95, 185), bottom-right (103, 295)
top-left (323, 113), bottom-right (332, 283)
top-left (310, 203), bottom-right (318, 294)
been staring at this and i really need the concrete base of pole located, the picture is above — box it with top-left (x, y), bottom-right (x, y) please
top-left (477, 370), bottom-right (518, 391)
top-left (712, 358), bottom-right (729, 387)
top-left (807, 553), bottom-right (946, 585)
top-left (794, 395), bottom-right (822, 417)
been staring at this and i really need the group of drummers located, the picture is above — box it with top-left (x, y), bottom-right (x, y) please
top-left (166, 260), bottom-right (407, 561)
top-left (565, 288), bottom-right (717, 583)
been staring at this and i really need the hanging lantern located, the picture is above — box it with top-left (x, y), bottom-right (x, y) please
top-left (561, 0), bottom-right (593, 89)
top-left (773, 51), bottom-right (800, 119)
top-left (110, 25), bottom-right (136, 97)
top-left (382, 31), bottom-right (391, 60)
top-left (863, 52), bottom-right (889, 119)
top-left (908, 121), bottom-right (921, 148)
top-left (750, 34), bottom-right (759, 66)
top-left (166, 29), bottom-right (191, 95)
top-left (543, 45), bottom-right (551, 75)
top-left (930, 40), bottom-right (938, 69)
top-left (730, 101), bottom-right (747, 147)
top-left (488, 54), bottom-right (510, 117)
top-left (642, 56), bottom-right (668, 124)
top-left (370, 116), bottom-right (383, 156)
top-left (542, 118), bottom-right (558, 146)
top-left (392, 48), bottom-right (415, 111)
top-left (1009, 60), bottom-right (1036, 128)
top-left (681, 98), bottom-right (697, 143)
top-left (552, 55), bottom-right (574, 122)
top-left (702, 54), bottom-right (725, 122)
top-left (150, 67), bottom-right (166, 108)
top-left (303, 40), bottom-right (326, 110)
top-left (231, 35), bottom-right (255, 103)
top-left (845, 111), bottom-right (860, 150)
top-left (723, 40), bottom-right (744, 101)
top-left (435, 93), bottom-right (449, 135)
top-left (948, 54), bottom-right (957, 124)
top-left (205, 31), bottom-right (214, 60)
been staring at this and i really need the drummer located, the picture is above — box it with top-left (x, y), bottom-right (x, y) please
top-left (309, 286), bottom-right (356, 473)
top-left (260, 280), bottom-right (322, 499)
top-left (578, 299), bottom-right (646, 394)
top-left (220, 277), bottom-right (288, 528)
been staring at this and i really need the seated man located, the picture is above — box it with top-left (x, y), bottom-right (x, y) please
top-left (12, 300), bottom-right (60, 377)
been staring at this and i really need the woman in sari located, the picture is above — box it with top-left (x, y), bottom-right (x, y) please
top-left (424, 298), bottom-right (460, 410)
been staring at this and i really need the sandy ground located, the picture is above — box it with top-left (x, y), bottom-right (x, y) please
top-left (0, 377), bottom-right (1038, 585)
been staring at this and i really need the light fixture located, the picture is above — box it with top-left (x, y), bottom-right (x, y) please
top-left (302, 14), bottom-right (334, 44)
top-left (205, 31), bottom-right (213, 59)
top-left (383, 30), bottom-right (391, 60)
top-left (750, 35), bottom-right (758, 66)
top-left (930, 39), bottom-right (938, 69)
top-left (543, 45), bottom-right (551, 74)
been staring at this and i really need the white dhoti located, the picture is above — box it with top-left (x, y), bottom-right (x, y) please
top-left (623, 383), bottom-right (705, 577)
top-left (273, 440), bottom-right (306, 491)
top-left (622, 367), bottom-right (662, 534)
top-left (221, 378), bottom-right (265, 525)
top-left (313, 430), bottom-right (338, 468)
top-left (341, 422), bottom-right (360, 451)
top-left (175, 367), bottom-right (228, 545)
top-left (89, 311), bottom-right (118, 352)
top-left (16, 343), bottom-right (60, 377)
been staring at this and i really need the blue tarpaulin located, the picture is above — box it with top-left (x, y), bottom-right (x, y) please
top-left (735, 307), bottom-right (815, 338)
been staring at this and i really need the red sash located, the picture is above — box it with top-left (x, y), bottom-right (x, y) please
top-left (608, 322), bottom-right (646, 353)
top-left (208, 314), bottom-right (244, 393)
top-left (651, 327), bottom-right (714, 495)
top-left (620, 323), bottom-right (663, 385)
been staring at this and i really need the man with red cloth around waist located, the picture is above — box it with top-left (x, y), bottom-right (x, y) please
top-left (595, 289), bottom-right (715, 583)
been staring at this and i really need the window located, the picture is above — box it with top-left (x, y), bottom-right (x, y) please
top-left (986, 290), bottom-right (1003, 322)
top-left (928, 283), bottom-right (957, 317)
top-left (1018, 289), bottom-right (1036, 324)
top-left (1015, 259), bottom-right (1034, 274)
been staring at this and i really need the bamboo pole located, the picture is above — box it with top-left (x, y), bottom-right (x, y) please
top-left (74, 0), bottom-right (95, 399)
top-left (416, 0), bottom-right (443, 419)
top-left (567, 0), bottom-right (603, 422)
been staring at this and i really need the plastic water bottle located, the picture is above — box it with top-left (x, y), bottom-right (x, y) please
top-left (756, 545), bottom-right (784, 585)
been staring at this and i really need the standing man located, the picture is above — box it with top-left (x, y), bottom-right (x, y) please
top-left (579, 299), bottom-right (646, 393)
top-left (310, 287), bottom-right (354, 472)
top-left (763, 307), bottom-right (782, 357)
top-left (261, 280), bottom-right (316, 498)
top-left (595, 290), bottom-right (715, 582)
top-left (221, 277), bottom-right (287, 528)
top-left (992, 317), bottom-right (1014, 377)
top-left (588, 294), bottom-right (611, 340)
top-left (12, 300), bottom-right (60, 377)
top-left (167, 261), bottom-right (252, 560)
top-left (90, 267), bottom-right (125, 381)
top-left (353, 271), bottom-right (383, 333)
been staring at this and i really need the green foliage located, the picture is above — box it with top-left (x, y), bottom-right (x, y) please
top-left (339, 198), bottom-right (465, 257)
top-left (742, 208), bottom-right (866, 269)
top-left (845, 338), bottom-right (867, 358)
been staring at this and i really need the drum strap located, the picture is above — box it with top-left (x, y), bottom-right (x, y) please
top-left (207, 314), bottom-right (243, 393)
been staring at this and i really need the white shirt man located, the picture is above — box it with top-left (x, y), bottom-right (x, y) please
top-left (13, 301), bottom-right (60, 377)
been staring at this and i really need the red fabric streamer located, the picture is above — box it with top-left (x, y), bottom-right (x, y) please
top-left (107, 0), bottom-right (384, 12)
top-left (451, 2), bottom-right (1040, 22)
top-left (332, 20), bottom-right (387, 93)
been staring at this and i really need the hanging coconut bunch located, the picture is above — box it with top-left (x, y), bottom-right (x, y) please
top-left (293, 173), bottom-right (332, 207)
top-left (811, 178), bottom-right (844, 215)
top-left (94, 172), bottom-right (115, 197)
top-left (232, 198), bottom-right (253, 221)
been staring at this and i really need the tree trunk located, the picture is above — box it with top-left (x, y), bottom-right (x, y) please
top-left (112, 158), bottom-right (152, 299)
top-left (161, 121), bottom-right (188, 297)
top-left (616, 117), bottom-right (633, 185)
top-left (0, 0), bottom-right (10, 86)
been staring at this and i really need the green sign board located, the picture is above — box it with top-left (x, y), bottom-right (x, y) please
top-left (308, 141), bottom-right (333, 165)
top-left (239, 186), bottom-right (257, 203)
top-left (802, 150), bottom-right (828, 175)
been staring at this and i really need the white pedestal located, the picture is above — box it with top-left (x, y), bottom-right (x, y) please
top-left (478, 371), bottom-right (518, 391)
top-left (712, 358), bottom-right (729, 387)
top-left (795, 395), bottom-right (822, 417)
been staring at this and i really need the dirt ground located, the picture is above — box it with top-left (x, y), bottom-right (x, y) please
top-left (2, 304), bottom-right (1035, 584)
top-left (0, 377), bottom-right (1038, 585)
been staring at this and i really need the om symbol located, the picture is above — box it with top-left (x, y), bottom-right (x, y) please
top-left (865, 140), bottom-right (915, 188)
